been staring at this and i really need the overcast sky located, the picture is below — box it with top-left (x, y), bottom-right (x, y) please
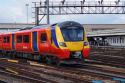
top-left (0, 0), bottom-right (125, 24)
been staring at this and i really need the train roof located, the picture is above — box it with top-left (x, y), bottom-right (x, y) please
top-left (19, 25), bottom-right (50, 31)
top-left (0, 21), bottom-right (83, 35)
top-left (58, 21), bottom-right (83, 29)
top-left (15, 25), bottom-right (50, 33)
top-left (17, 21), bottom-right (83, 32)
top-left (0, 25), bottom-right (51, 35)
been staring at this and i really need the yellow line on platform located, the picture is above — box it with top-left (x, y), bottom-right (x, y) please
top-left (7, 59), bottom-right (18, 63)
top-left (6, 68), bottom-right (18, 75)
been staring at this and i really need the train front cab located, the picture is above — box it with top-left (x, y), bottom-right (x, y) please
top-left (52, 21), bottom-right (90, 64)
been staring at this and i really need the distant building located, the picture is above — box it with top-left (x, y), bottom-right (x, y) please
top-left (0, 23), bottom-right (34, 33)
top-left (84, 24), bottom-right (125, 32)
top-left (88, 29), bottom-right (125, 46)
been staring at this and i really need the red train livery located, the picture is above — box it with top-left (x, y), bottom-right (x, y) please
top-left (0, 21), bottom-right (90, 65)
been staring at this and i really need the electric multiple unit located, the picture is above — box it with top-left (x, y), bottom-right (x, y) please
top-left (0, 21), bottom-right (90, 65)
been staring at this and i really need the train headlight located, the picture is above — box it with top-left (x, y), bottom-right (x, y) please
top-left (84, 41), bottom-right (89, 46)
top-left (59, 42), bottom-right (67, 47)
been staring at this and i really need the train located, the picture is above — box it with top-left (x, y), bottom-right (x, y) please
top-left (0, 21), bottom-right (90, 65)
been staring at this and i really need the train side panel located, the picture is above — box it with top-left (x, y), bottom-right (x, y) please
top-left (37, 27), bottom-right (70, 60)
top-left (15, 32), bottom-right (32, 53)
top-left (82, 31), bottom-right (90, 58)
top-left (50, 25), bottom-right (70, 59)
top-left (15, 33), bottom-right (23, 52)
top-left (2, 34), bottom-right (12, 51)
top-left (37, 29), bottom-right (51, 55)
top-left (22, 32), bottom-right (32, 53)
top-left (0, 35), bottom-right (3, 50)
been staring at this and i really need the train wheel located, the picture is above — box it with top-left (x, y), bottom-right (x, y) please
top-left (46, 56), bottom-right (52, 65)
top-left (41, 55), bottom-right (47, 63)
top-left (11, 51), bottom-right (16, 59)
top-left (38, 56), bottom-right (42, 63)
top-left (53, 57), bottom-right (61, 66)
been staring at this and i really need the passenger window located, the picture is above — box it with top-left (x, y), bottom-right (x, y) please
top-left (23, 35), bottom-right (29, 43)
top-left (17, 35), bottom-right (22, 43)
top-left (0, 37), bottom-right (2, 42)
top-left (7, 36), bottom-right (10, 43)
top-left (41, 33), bottom-right (47, 43)
top-left (3, 37), bottom-right (6, 43)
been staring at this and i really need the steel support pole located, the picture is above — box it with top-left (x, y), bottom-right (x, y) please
top-left (35, 7), bottom-right (39, 26)
top-left (46, 0), bottom-right (50, 24)
top-left (26, 4), bottom-right (29, 24)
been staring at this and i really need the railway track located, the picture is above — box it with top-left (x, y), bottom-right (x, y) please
top-left (90, 46), bottom-right (125, 68)
top-left (0, 59), bottom-right (91, 83)
top-left (0, 58), bottom-right (124, 83)
top-left (87, 57), bottom-right (125, 68)
top-left (81, 63), bottom-right (125, 78)
top-left (0, 61), bottom-right (58, 83)
top-left (0, 60), bottom-right (100, 83)
top-left (89, 52), bottom-right (125, 68)
top-left (0, 69), bottom-right (48, 83)
top-left (28, 61), bottom-right (125, 83)
top-left (90, 46), bottom-right (125, 58)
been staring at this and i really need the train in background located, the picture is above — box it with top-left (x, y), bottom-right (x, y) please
top-left (0, 21), bottom-right (90, 65)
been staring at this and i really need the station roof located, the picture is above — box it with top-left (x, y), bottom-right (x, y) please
top-left (0, 23), bottom-right (34, 29)
top-left (0, 23), bottom-right (125, 30)
top-left (87, 28), bottom-right (125, 37)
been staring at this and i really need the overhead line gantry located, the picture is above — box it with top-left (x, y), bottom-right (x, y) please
top-left (32, 0), bottom-right (125, 25)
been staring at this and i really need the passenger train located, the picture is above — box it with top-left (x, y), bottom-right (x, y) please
top-left (0, 21), bottom-right (90, 65)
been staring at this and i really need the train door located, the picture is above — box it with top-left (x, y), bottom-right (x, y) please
top-left (2, 35), bottom-right (11, 50)
top-left (15, 34), bottom-right (23, 52)
top-left (22, 33), bottom-right (31, 52)
top-left (38, 31), bottom-right (50, 54)
top-left (32, 31), bottom-right (38, 52)
top-left (0, 36), bottom-right (2, 50)
top-left (12, 34), bottom-right (15, 50)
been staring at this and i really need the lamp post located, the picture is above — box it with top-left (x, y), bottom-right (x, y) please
top-left (26, 4), bottom-right (29, 24)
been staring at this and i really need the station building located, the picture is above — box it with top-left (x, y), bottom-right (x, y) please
top-left (0, 23), bottom-right (34, 33)
top-left (84, 24), bottom-right (125, 46)
top-left (87, 29), bottom-right (125, 46)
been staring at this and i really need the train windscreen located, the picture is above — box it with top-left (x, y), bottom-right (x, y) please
top-left (61, 27), bottom-right (83, 41)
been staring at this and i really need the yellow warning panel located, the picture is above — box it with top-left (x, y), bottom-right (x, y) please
top-left (6, 68), bottom-right (18, 75)
top-left (29, 61), bottom-right (46, 67)
top-left (0, 58), bottom-right (8, 61)
top-left (7, 59), bottom-right (18, 63)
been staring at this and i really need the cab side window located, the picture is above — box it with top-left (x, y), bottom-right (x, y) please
top-left (23, 35), bottom-right (29, 43)
top-left (3, 36), bottom-right (10, 43)
top-left (0, 37), bottom-right (2, 43)
top-left (41, 33), bottom-right (47, 43)
top-left (17, 35), bottom-right (22, 43)
top-left (3, 37), bottom-right (6, 43)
